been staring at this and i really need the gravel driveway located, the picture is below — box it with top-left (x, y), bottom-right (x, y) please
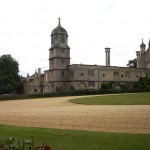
top-left (0, 96), bottom-right (150, 134)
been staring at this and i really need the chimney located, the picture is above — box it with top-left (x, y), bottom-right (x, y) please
top-left (38, 68), bottom-right (41, 75)
top-left (105, 47), bottom-right (111, 66)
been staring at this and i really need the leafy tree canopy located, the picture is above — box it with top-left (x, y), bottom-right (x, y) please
top-left (138, 77), bottom-right (150, 88)
top-left (0, 54), bottom-right (22, 94)
top-left (127, 58), bottom-right (137, 68)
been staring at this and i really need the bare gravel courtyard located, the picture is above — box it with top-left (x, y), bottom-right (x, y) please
top-left (0, 96), bottom-right (150, 134)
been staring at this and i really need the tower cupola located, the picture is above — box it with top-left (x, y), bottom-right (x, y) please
top-left (51, 18), bottom-right (68, 36)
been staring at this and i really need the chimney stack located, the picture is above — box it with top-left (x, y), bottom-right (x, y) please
top-left (105, 47), bottom-right (111, 66)
top-left (38, 68), bottom-right (41, 75)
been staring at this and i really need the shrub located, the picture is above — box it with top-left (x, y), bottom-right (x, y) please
top-left (0, 137), bottom-right (57, 150)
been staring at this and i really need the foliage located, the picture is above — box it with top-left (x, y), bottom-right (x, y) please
top-left (0, 54), bottom-right (23, 94)
top-left (127, 58), bottom-right (137, 68)
top-left (0, 137), bottom-right (53, 150)
top-left (101, 82), bottom-right (113, 90)
top-left (137, 77), bottom-right (150, 88)
top-left (1, 88), bottom-right (150, 101)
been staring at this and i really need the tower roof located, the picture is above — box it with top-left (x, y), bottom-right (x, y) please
top-left (51, 18), bottom-right (68, 36)
top-left (140, 39), bottom-right (146, 47)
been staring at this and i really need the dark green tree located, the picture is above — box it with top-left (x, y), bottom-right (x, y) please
top-left (0, 54), bottom-right (22, 94)
top-left (137, 77), bottom-right (150, 88)
top-left (127, 58), bottom-right (137, 68)
top-left (101, 82), bottom-right (113, 90)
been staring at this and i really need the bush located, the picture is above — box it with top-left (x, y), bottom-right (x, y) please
top-left (0, 137), bottom-right (57, 150)
top-left (1, 88), bottom-right (150, 101)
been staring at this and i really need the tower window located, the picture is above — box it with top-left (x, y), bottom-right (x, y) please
top-left (61, 38), bottom-right (65, 43)
top-left (51, 59), bottom-right (53, 65)
top-left (51, 39), bottom-right (54, 44)
top-left (61, 49), bottom-right (65, 53)
top-left (61, 58), bottom-right (65, 63)
top-left (61, 70), bottom-right (64, 76)
top-left (70, 70), bottom-right (73, 76)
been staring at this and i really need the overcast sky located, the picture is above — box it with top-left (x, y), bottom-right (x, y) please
top-left (0, 0), bottom-right (150, 76)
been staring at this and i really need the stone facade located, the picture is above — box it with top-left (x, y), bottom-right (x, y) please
top-left (24, 68), bottom-right (44, 94)
top-left (24, 19), bottom-right (150, 93)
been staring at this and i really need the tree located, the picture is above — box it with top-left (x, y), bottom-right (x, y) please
top-left (137, 77), bottom-right (150, 88)
top-left (0, 54), bottom-right (22, 94)
top-left (127, 58), bottom-right (137, 68)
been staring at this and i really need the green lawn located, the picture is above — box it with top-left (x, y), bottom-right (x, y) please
top-left (0, 124), bottom-right (150, 150)
top-left (69, 92), bottom-right (150, 105)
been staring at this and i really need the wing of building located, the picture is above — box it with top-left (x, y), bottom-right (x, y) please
top-left (24, 19), bottom-right (150, 94)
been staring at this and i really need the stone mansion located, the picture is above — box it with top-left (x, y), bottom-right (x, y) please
top-left (24, 19), bottom-right (150, 93)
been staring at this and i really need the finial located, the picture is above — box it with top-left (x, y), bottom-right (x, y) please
top-left (58, 17), bottom-right (60, 25)
top-left (140, 38), bottom-right (146, 47)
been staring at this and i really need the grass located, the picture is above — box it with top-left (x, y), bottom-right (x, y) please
top-left (69, 92), bottom-right (150, 105)
top-left (0, 124), bottom-right (150, 150)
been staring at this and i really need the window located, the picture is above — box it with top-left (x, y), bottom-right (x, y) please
top-left (114, 72), bottom-right (119, 77)
top-left (88, 81), bottom-right (95, 87)
top-left (61, 70), bottom-right (64, 76)
top-left (51, 59), bottom-right (53, 65)
top-left (51, 39), bottom-right (54, 44)
top-left (125, 72), bottom-right (131, 78)
top-left (88, 70), bottom-right (95, 76)
top-left (103, 74), bottom-right (105, 77)
top-left (51, 50), bottom-right (53, 54)
top-left (70, 70), bottom-right (73, 76)
top-left (121, 74), bottom-right (124, 78)
top-left (146, 73), bottom-right (150, 78)
top-left (81, 73), bottom-right (84, 76)
top-left (136, 75), bottom-right (139, 78)
top-left (61, 38), bottom-right (65, 43)
top-left (113, 82), bottom-right (120, 87)
top-left (61, 49), bottom-right (65, 53)
top-left (61, 58), bottom-right (65, 64)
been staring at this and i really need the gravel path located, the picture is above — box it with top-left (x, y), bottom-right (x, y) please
top-left (0, 96), bottom-right (150, 134)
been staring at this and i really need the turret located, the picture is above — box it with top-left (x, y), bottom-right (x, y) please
top-left (136, 51), bottom-right (141, 68)
top-left (49, 18), bottom-right (70, 70)
top-left (140, 39), bottom-right (146, 53)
